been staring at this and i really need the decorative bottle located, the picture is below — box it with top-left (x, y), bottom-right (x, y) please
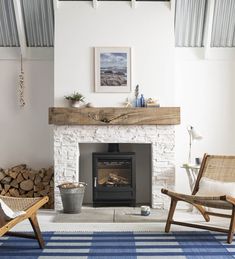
top-left (140, 94), bottom-right (145, 107)
top-left (135, 85), bottom-right (140, 107)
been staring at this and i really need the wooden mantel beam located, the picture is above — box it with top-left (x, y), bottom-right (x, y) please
top-left (49, 107), bottom-right (180, 125)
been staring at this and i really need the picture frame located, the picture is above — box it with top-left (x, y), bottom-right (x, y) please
top-left (94, 47), bottom-right (131, 93)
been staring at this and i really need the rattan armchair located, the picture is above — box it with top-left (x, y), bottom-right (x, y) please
top-left (0, 195), bottom-right (48, 248)
top-left (162, 154), bottom-right (235, 243)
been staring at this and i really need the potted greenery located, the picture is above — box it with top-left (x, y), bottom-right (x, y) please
top-left (64, 92), bottom-right (85, 108)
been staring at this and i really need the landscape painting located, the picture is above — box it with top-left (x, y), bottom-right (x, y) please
top-left (95, 47), bottom-right (131, 93)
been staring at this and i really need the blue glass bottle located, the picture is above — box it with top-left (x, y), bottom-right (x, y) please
top-left (135, 98), bottom-right (140, 107)
top-left (140, 94), bottom-right (145, 107)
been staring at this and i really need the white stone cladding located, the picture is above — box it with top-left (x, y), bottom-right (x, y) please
top-left (54, 125), bottom-right (175, 210)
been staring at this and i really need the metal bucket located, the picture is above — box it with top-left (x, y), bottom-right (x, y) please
top-left (58, 182), bottom-right (86, 214)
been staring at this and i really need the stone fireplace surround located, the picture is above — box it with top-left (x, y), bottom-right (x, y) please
top-left (54, 125), bottom-right (175, 210)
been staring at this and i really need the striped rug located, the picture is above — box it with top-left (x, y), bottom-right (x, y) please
top-left (0, 231), bottom-right (234, 258)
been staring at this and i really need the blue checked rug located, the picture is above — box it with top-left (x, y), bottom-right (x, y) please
top-left (0, 231), bottom-right (235, 258)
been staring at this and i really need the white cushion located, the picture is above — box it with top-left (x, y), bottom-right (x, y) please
top-left (196, 177), bottom-right (235, 197)
top-left (0, 199), bottom-right (25, 220)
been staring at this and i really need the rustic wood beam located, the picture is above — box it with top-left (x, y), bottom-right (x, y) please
top-left (49, 107), bottom-right (180, 125)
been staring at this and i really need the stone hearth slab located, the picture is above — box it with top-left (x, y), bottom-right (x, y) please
top-left (54, 208), bottom-right (114, 223)
top-left (53, 207), bottom-right (168, 223)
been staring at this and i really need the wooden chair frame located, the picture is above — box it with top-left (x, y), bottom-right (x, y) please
top-left (0, 196), bottom-right (49, 248)
top-left (162, 154), bottom-right (235, 244)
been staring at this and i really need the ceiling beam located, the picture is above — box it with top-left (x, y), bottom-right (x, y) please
top-left (93, 0), bottom-right (98, 9)
top-left (203, 0), bottom-right (215, 59)
top-left (53, 0), bottom-right (60, 9)
top-left (170, 0), bottom-right (175, 11)
top-left (131, 0), bottom-right (136, 9)
top-left (13, 0), bottom-right (27, 58)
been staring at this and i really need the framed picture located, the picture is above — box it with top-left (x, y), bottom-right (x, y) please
top-left (94, 47), bottom-right (131, 93)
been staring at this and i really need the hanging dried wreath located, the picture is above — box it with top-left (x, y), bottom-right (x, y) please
top-left (19, 55), bottom-right (25, 107)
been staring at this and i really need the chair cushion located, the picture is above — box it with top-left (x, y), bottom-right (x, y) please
top-left (197, 177), bottom-right (235, 197)
top-left (0, 199), bottom-right (25, 220)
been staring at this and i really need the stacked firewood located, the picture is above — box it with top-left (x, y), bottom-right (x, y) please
top-left (0, 164), bottom-right (54, 209)
top-left (100, 173), bottom-right (129, 186)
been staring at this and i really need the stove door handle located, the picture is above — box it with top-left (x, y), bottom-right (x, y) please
top-left (94, 177), bottom-right (97, 187)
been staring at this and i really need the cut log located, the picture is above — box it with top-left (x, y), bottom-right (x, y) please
top-left (44, 185), bottom-right (50, 192)
top-left (16, 173), bottom-right (24, 183)
top-left (0, 165), bottom-right (54, 209)
top-left (1, 189), bottom-right (6, 195)
top-left (99, 177), bottom-right (108, 185)
top-left (1, 176), bottom-right (11, 184)
top-left (10, 179), bottom-right (19, 188)
top-left (39, 189), bottom-right (49, 196)
top-left (29, 171), bottom-right (36, 181)
top-left (10, 164), bottom-right (26, 171)
top-left (42, 181), bottom-right (49, 186)
top-left (106, 181), bottom-right (115, 185)
top-left (4, 184), bottom-right (11, 192)
top-left (34, 184), bottom-right (44, 192)
top-left (22, 171), bottom-right (30, 180)
top-left (43, 167), bottom-right (54, 181)
top-left (26, 190), bottom-right (34, 197)
top-left (20, 179), bottom-right (34, 191)
top-left (0, 171), bottom-right (6, 181)
top-left (39, 170), bottom-right (45, 178)
top-left (8, 170), bottom-right (20, 179)
top-left (34, 175), bottom-right (41, 185)
top-left (9, 188), bottom-right (20, 197)
top-left (19, 189), bottom-right (26, 195)
top-left (101, 173), bottom-right (129, 186)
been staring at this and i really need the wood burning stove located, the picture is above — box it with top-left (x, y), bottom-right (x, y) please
top-left (92, 152), bottom-right (136, 207)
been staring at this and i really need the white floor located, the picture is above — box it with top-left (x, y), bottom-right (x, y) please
top-left (12, 208), bottom-right (230, 232)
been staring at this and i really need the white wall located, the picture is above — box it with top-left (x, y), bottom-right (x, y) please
top-left (54, 2), bottom-right (235, 197)
top-left (175, 56), bottom-right (235, 193)
top-left (0, 60), bottom-right (54, 169)
top-left (55, 1), bottom-right (175, 107)
top-left (1, 2), bottom-right (234, 199)
top-left (54, 2), bottom-right (176, 205)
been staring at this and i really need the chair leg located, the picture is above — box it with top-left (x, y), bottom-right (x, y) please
top-left (227, 206), bottom-right (235, 244)
top-left (165, 199), bottom-right (177, 233)
top-left (29, 213), bottom-right (45, 249)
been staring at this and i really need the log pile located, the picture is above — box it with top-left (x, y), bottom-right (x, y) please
top-left (99, 173), bottom-right (129, 186)
top-left (0, 164), bottom-right (54, 209)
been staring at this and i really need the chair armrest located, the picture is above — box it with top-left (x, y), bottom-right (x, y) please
top-left (221, 195), bottom-right (235, 206)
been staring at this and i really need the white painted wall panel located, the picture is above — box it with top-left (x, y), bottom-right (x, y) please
top-left (0, 60), bottom-right (54, 168)
top-left (54, 1), bottom-right (175, 107)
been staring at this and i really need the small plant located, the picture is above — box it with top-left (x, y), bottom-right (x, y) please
top-left (64, 92), bottom-right (85, 102)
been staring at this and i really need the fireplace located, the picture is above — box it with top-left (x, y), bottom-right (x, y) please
top-left (53, 125), bottom-right (176, 210)
top-left (92, 152), bottom-right (136, 207)
top-left (50, 107), bottom-right (180, 210)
